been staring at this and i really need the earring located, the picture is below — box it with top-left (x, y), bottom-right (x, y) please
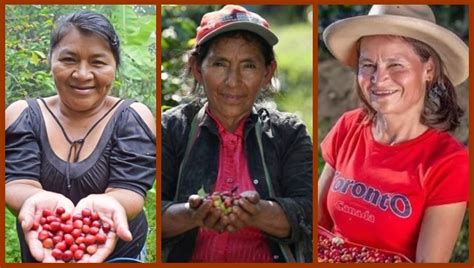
top-left (429, 82), bottom-right (445, 101)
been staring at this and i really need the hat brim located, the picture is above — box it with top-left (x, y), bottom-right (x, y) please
top-left (323, 15), bottom-right (468, 86)
top-left (197, 21), bottom-right (279, 46)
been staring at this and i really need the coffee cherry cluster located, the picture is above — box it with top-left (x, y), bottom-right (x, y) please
top-left (206, 191), bottom-right (241, 215)
top-left (318, 230), bottom-right (409, 263)
top-left (34, 207), bottom-right (111, 262)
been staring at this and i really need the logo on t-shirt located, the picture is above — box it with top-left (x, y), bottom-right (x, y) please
top-left (331, 171), bottom-right (412, 219)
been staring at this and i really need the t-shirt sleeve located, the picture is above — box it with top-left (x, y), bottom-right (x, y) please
top-left (6, 107), bottom-right (41, 183)
top-left (109, 107), bottom-right (156, 197)
top-left (320, 111), bottom-right (354, 168)
top-left (424, 151), bottom-right (469, 206)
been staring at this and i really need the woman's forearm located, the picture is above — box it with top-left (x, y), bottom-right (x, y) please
top-left (105, 188), bottom-right (145, 220)
top-left (6, 179), bottom-right (43, 216)
top-left (162, 203), bottom-right (200, 238)
top-left (253, 200), bottom-right (291, 238)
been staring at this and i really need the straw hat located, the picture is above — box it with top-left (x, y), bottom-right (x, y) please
top-left (323, 5), bottom-right (468, 86)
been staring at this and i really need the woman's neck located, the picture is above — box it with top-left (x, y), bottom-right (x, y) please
top-left (46, 96), bottom-right (109, 129)
top-left (372, 113), bottom-right (428, 145)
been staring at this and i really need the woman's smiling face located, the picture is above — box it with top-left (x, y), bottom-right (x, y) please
top-left (50, 27), bottom-right (116, 112)
top-left (357, 35), bottom-right (434, 118)
top-left (193, 35), bottom-right (275, 127)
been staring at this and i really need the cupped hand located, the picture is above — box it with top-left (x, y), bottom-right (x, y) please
top-left (187, 194), bottom-right (226, 233)
top-left (18, 191), bottom-right (75, 262)
top-left (225, 191), bottom-right (262, 232)
top-left (73, 194), bottom-right (132, 263)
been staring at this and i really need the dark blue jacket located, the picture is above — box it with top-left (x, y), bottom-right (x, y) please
top-left (162, 102), bottom-right (313, 262)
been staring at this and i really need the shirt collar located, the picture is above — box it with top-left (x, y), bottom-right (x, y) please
top-left (199, 103), bottom-right (259, 138)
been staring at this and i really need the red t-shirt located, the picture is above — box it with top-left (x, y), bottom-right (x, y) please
top-left (321, 108), bottom-right (468, 261)
top-left (191, 110), bottom-right (272, 262)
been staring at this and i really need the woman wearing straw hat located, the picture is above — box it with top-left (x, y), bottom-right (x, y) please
top-left (161, 5), bottom-right (312, 262)
top-left (318, 5), bottom-right (468, 262)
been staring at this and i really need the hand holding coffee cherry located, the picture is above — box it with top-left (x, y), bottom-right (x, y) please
top-left (35, 207), bottom-right (112, 263)
top-left (72, 194), bottom-right (133, 262)
top-left (186, 194), bottom-right (226, 232)
top-left (205, 188), bottom-right (241, 216)
top-left (224, 191), bottom-right (261, 232)
top-left (18, 191), bottom-right (75, 262)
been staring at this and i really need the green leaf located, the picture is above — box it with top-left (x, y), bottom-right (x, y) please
top-left (33, 50), bottom-right (46, 58)
top-left (31, 52), bottom-right (39, 65)
top-left (197, 186), bottom-right (207, 198)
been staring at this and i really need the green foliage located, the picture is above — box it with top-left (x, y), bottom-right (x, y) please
top-left (144, 183), bottom-right (157, 262)
top-left (272, 22), bottom-right (312, 137)
top-left (5, 210), bottom-right (21, 263)
top-left (161, 5), bottom-right (219, 108)
top-left (6, 5), bottom-right (156, 114)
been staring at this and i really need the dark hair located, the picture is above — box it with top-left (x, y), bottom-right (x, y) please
top-left (48, 11), bottom-right (120, 67)
top-left (186, 30), bottom-right (278, 101)
top-left (355, 36), bottom-right (463, 132)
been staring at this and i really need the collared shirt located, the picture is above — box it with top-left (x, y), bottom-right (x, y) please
top-left (162, 102), bottom-right (313, 262)
top-left (191, 108), bottom-right (272, 262)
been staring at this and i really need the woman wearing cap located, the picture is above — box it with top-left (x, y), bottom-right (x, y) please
top-left (318, 5), bottom-right (468, 262)
top-left (161, 5), bottom-right (312, 262)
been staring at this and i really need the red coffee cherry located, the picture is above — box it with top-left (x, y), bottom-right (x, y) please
top-left (318, 231), bottom-right (408, 263)
top-left (50, 221), bottom-right (61, 232)
top-left (84, 234), bottom-right (96, 245)
top-left (42, 209), bottom-right (53, 217)
top-left (62, 250), bottom-right (73, 262)
top-left (96, 234), bottom-right (107, 245)
top-left (82, 217), bottom-right (91, 226)
top-left (72, 214), bottom-right (83, 221)
top-left (81, 208), bottom-right (92, 218)
top-left (61, 223), bottom-right (73, 234)
top-left (82, 225), bottom-right (90, 234)
top-left (73, 249), bottom-right (84, 261)
top-left (55, 207), bottom-right (65, 216)
top-left (89, 226), bottom-right (99, 235)
top-left (91, 212), bottom-right (100, 221)
top-left (60, 212), bottom-right (71, 222)
top-left (52, 248), bottom-right (63, 260)
top-left (37, 208), bottom-right (111, 262)
top-left (38, 230), bottom-right (49, 241)
top-left (73, 220), bottom-right (83, 229)
top-left (52, 235), bottom-right (63, 245)
top-left (102, 222), bottom-right (111, 233)
top-left (64, 234), bottom-right (74, 245)
top-left (42, 238), bottom-right (54, 249)
top-left (55, 241), bottom-right (67, 252)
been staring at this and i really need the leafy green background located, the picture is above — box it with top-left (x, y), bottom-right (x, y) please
top-left (5, 5), bottom-right (156, 263)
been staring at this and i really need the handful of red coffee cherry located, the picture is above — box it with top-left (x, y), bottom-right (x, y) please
top-left (34, 207), bottom-right (111, 262)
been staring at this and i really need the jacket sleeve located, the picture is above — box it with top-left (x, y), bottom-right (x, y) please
top-left (161, 106), bottom-right (189, 248)
top-left (265, 114), bottom-right (313, 246)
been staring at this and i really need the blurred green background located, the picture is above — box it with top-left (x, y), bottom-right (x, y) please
top-left (5, 5), bottom-right (156, 263)
top-left (161, 5), bottom-right (313, 137)
top-left (318, 5), bottom-right (469, 263)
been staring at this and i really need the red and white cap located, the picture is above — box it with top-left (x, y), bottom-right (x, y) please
top-left (195, 5), bottom-right (278, 46)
